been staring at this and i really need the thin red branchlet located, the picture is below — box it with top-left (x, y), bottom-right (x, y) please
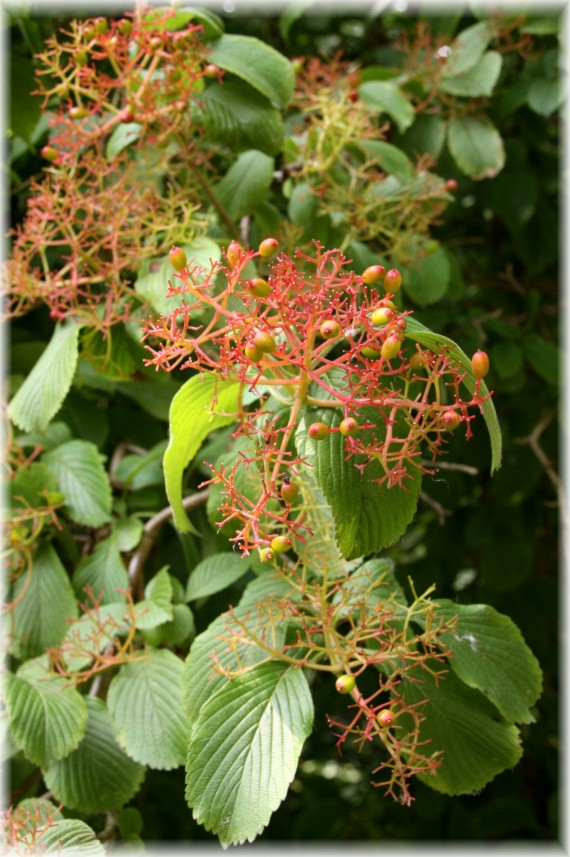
top-left (5, 10), bottom-right (211, 332)
top-left (1, 800), bottom-right (64, 853)
top-left (142, 241), bottom-right (491, 555)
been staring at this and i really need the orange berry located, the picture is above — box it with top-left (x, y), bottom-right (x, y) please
top-left (384, 269), bottom-right (402, 294)
top-left (226, 241), bottom-right (242, 265)
top-left (362, 265), bottom-right (386, 285)
top-left (471, 349), bottom-right (490, 379)
top-left (169, 246), bottom-right (187, 272)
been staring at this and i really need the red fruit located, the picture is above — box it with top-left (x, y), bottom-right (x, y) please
top-left (441, 410), bottom-right (461, 431)
top-left (320, 319), bottom-right (341, 339)
top-left (119, 107), bottom-right (134, 123)
top-left (258, 238), bottom-right (279, 258)
top-left (280, 478), bottom-right (298, 504)
top-left (335, 674), bottom-right (356, 694)
top-left (244, 342), bottom-right (262, 362)
top-left (41, 146), bottom-right (58, 163)
top-left (445, 178), bottom-right (458, 192)
top-left (362, 265), bottom-right (385, 285)
top-left (270, 535), bottom-right (293, 553)
top-left (371, 307), bottom-right (392, 326)
top-left (226, 241), bottom-right (242, 265)
top-left (384, 269), bottom-right (402, 294)
top-left (247, 278), bottom-right (272, 298)
top-left (381, 335), bottom-right (402, 361)
top-left (252, 330), bottom-right (276, 353)
top-left (308, 422), bottom-right (328, 440)
top-left (169, 246), bottom-right (187, 272)
top-left (339, 417), bottom-right (358, 437)
top-left (259, 547), bottom-right (274, 563)
top-left (471, 349), bottom-right (490, 379)
top-left (377, 708), bottom-right (395, 727)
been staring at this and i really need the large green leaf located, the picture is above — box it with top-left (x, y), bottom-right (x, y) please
top-left (422, 600), bottom-right (542, 724)
top-left (202, 82), bottom-right (283, 155)
top-left (8, 320), bottom-right (81, 433)
top-left (134, 567), bottom-right (173, 629)
top-left (108, 649), bottom-right (188, 770)
top-left (164, 373), bottom-right (241, 532)
top-left (357, 139), bottom-right (413, 183)
top-left (11, 799), bottom-right (104, 856)
top-left (208, 34), bottom-right (295, 108)
top-left (72, 534), bottom-right (129, 605)
top-left (439, 51), bottom-right (502, 97)
top-left (214, 150), bottom-right (275, 221)
top-left (359, 81), bottom-right (415, 133)
top-left (523, 331), bottom-right (560, 386)
top-left (403, 315), bottom-right (502, 472)
top-left (44, 697), bottom-right (145, 813)
top-left (42, 440), bottom-right (112, 527)
top-left (10, 543), bottom-right (78, 661)
top-left (400, 666), bottom-right (522, 795)
top-left (403, 244), bottom-right (451, 307)
top-left (185, 662), bottom-right (313, 846)
top-left (440, 20), bottom-right (497, 77)
top-left (186, 552), bottom-right (250, 601)
top-left (447, 115), bottom-right (505, 180)
top-left (7, 657), bottom-right (87, 768)
top-left (295, 404), bottom-right (422, 559)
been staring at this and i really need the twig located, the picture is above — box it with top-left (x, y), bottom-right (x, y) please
top-left (422, 460), bottom-right (479, 476)
top-left (514, 411), bottom-right (565, 527)
top-left (420, 491), bottom-right (451, 526)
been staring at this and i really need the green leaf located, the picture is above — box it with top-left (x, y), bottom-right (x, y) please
top-left (332, 557), bottom-right (406, 623)
top-left (424, 600), bottom-right (542, 724)
top-left (106, 122), bottom-right (142, 158)
top-left (441, 20), bottom-right (496, 77)
top-left (164, 373), bottom-right (241, 532)
top-left (72, 535), bottom-right (129, 605)
top-left (398, 114), bottom-right (446, 160)
top-left (356, 139), bottom-right (413, 183)
top-left (293, 469), bottom-right (346, 580)
top-left (8, 320), bottom-right (81, 433)
top-left (447, 115), bottom-right (505, 180)
top-left (114, 517), bottom-right (144, 552)
top-left (522, 332), bottom-right (560, 385)
top-left (185, 662), bottom-right (313, 846)
top-left (288, 181), bottom-right (332, 244)
top-left (521, 16), bottom-right (561, 35)
top-left (202, 82), bottom-right (283, 155)
top-left (10, 543), bottom-right (78, 661)
top-left (214, 150), bottom-right (275, 221)
top-left (146, 6), bottom-right (224, 37)
top-left (208, 34), bottom-right (295, 108)
top-left (439, 51), bottom-right (502, 97)
top-left (526, 77), bottom-right (563, 116)
top-left (108, 649), bottom-right (188, 770)
top-left (7, 658), bottom-right (87, 768)
top-left (400, 666), bottom-right (522, 795)
top-left (296, 404), bottom-right (422, 559)
top-left (60, 604), bottom-right (129, 674)
top-left (141, 603), bottom-right (196, 648)
top-left (491, 342), bottom-right (524, 380)
top-left (42, 440), bottom-right (112, 527)
top-left (403, 244), bottom-right (451, 307)
top-left (403, 315), bottom-right (502, 472)
top-left (134, 567), bottom-right (173, 629)
top-left (36, 819), bottom-right (105, 856)
top-left (186, 552), bottom-right (250, 601)
top-left (44, 697), bottom-right (145, 813)
top-left (358, 81), bottom-right (415, 133)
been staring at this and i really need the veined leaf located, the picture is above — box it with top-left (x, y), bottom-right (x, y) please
top-left (358, 81), bottom-right (415, 133)
top-left (60, 603), bottom-right (129, 674)
top-left (10, 799), bottom-right (104, 855)
top-left (439, 51), bottom-right (502, 98)
top-left (441, 20), bottom-right (497, 78)
top-left (44, 697), bottom-right (145, 813)
top-left (186, 552), bottom-right (250, 601)
top-left (42, 440), bottom-right (112, 527)
top-left (403, 315), bottom-right (502, 472)
top-left (185, 662), bottom-right (313, 846)
top-left (214, 150), bottom-right (275, 221)
top-left (134, 567), bottom-right (173, 629)
top-left (208, 34), bottom-right (295, 108)
top-left (202, 82), bottom-right (283, 155)
top-left (294, 469), bottom-right (346, 580)
top-left (447, 115), bottom-right (505, 180)
top-left (108, 649), bottom-right (188, 770)
top-left (8, 319), bottom-right (81, 433)
top-left (72, 534), bottom-right (129, 605)
top-left (164, 373), bottom-right (241, 532)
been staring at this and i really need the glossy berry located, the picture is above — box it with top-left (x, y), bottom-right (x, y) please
top-left (259, 547), bottom-right (274, 563)
top-left (445, 178), bottom-right (458, 192)
top-left (258, 237), bottom-right (279, 258)
top-left (280, 478), bottom-right (298, 504)
top-left (244, 342), bottom-right (262, 362)
top-left (441, 410), bottom-right (461, 431)
top-left (169, 246), bottom-right (187, 272)
top-left (371, 307), bottom-right (393, 326)
top-left (471, 349), bottom-right (490, 379)
top-left (270, 535), bottom-right (293, 553)
top-left (320, 319), bottom-right (341, 339)
top-left (361, 346), bottom-right (380, 359)
top-left (69, 106), bottom-right (88, 119)
top-left (308, 422), bottom-right (328, 440)
top-left (41, 146), bottom-right (58, 163)
top-left (381, 335), bottom-right (402, 361)
top-left (377, 708), bottom-right (395, 727)
top-left (226, 241), bottom-right (241, 265)
top-left (204, 63), bottom-right (220, 78)
top-left (247, 277), bottom-right (272, 298)
top-left (252, 330), bottom-right (276, 353)
top-left (384, 269), bottom-right (402, 294)
top-left (362, 265), bottom-right (385, 285)
top-left (339, 417), bottom-right (358, 437)
top-left (335, 674), bottom-right (356, 694)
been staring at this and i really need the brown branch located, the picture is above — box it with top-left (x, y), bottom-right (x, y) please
top-left (514, 411), bottom-right (565, 527)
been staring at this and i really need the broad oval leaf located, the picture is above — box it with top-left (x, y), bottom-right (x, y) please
top-left (439, 51), bottom-right (502, 98)
top-left (208, 34), bottom-right (295, 108)
top-left (185, 662), bottom-right (313, 846)
top-left (72, 534), bottom-right (129, 605)
top-left (202, 82), bottom-right (283, 155)
top-left (42, 440), bottom-right (112, 527)
top-left (10, 543), bottom-right (78, 661)
top-left (447, 115), bottom-right (505, 180)
top-left (134, 567), bottom-right (173, 629)
top-left (164, 373), bottom-right (241, 532)
top-left (7, 658), bottom-right (87, 768)
top-left (403, 244), bottom-right (451, 307)
top-left (359, 81), bottom-right (415, 133)
top-left (60, 603), bottom-right (129, 674)
top-left (357, 139), bottom-right (413, 183)
top-left (186, 552), bottom-right (250, 601)
top-left (44, 697), bottom-right (145, 813)
top-left (36, 819), bottom-right (105, 856)
top-left (8, 319), bottom-right (81, 433)
top-left (441, 20), bottom-right (497, 78)
top-left (108, 649), bottom-right (188, 770)
top-left (214, 150), bottom-right (275, 221)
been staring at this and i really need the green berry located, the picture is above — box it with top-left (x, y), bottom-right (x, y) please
top-left (371, 307), bottom-right (393, 326)
top-left (319, 319), bottom-right (341, 339)
top-left (258, 237), bottom-right (279, 258)
top-left (247, 277), bottom-right (272, 298)
top-left (204, 63), bottom-right (220, 78)
top-left (76, 50), bottom-right (89, 67)
top-left (384, 269), bottom-right (402, 294)
top-left (270, 535), bottom-right (292, 553)
top-left (244, 342), bottom-right (262, 362)
top-left (335, 674), bottom-right (355, 694)
top-left (308, 422), bottom-right (328, 440)
top-left (409, 350), bottom-right (428, 370)
top-left (381, 335), bottom-right (402, 361)
top-left (69, 106), bottom-right (88, 119)
top-left (471, 349), bottom-right (490, 379)
top-left (259, 547), bottom-right (275, 563)
top-left (41, 145), bottom-right (58, 163)
top-left (441, 410), bottom-right (461, 431)
top-left (280, 478), bottom-right (298, 504)
top-left (169, 246), bottom-right (187, 272)
top-left (362, 265), bottom-right (385, 285)
top-left (118, 19), bottom-right (132, 35)
top-left (361, 346), bottom-right (380, 359)
top-left (252, 330), bottom-right (276, 353)
top-left (339, 417), bottom-right (358, 437)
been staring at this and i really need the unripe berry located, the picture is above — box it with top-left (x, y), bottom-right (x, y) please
top-left (362, 265), bottom-right (385, 285)
top-left (169, 246), bottom-right (187, 272)
top-left (252, 330), bottom-right (276, 354)
top-left (471, 349), bottom-right (490, 379)
top-left (441, 410), bottom-right (461, 431)
top-left (371, 307), bottom-right (393, 326)
top-left (381, 335), bottom-right (402, 361)
top-left (335, 674), bottom-right (355, 694)
top-left (280, 478), bottom-right (298, 504)
top-left (226, 241), bottom-right (241, 265)
top-left (258, 237), bottom-right (279, 258)
top-left (75, 50), bottom-right (89, 67)
top-left (247, 277), bottom-right (272, 298)
top-left (244, 342), bottom-right (262, 362)
top-left (204, 63), bottom-right (220, 78)
top-left (41, 145), bottom-right (58, 163)
top-left (270, 535), bottom-right (293, 553)
top-left (361, 346), bottom-right (380, 359)
top-left (320, 319), bottom-right (341, 339)
top-left (445, 178), bottom-right (458, 192)
top-left (409, 350), bottom-right (428, 370)
top-left (308, 422), bottom-right (328, 440)
top-left (384, 269), bottom-right (402, 294)
top-left (381, 298), bottom-right (397, 311)
top-left (339, 417), bottom-right (358, 437)
top-left (118, 19), bottom-right (132, 35)
top-left (94, 17), bottom-right (108, 34)
top-left (259, 547), bottom-right (274, 563)
top-left (377, 708), bottom-right (395, 727)
top-left (119, 107), bottom-right (134, 123)
top-left (69, 106), bottom-right (88, 119)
